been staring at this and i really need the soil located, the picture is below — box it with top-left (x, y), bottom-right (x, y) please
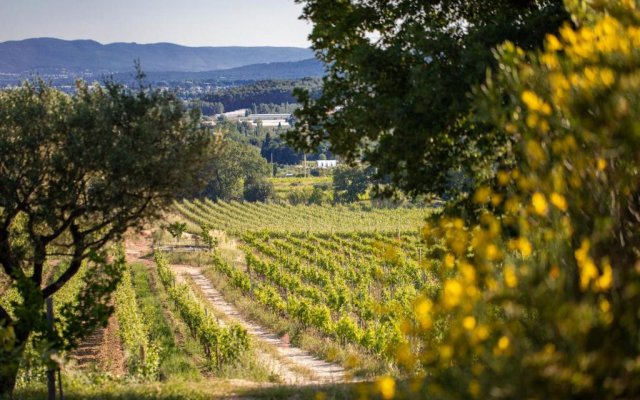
top-left (70, 313), bottom-right (126, 376)
top-left (126, 231), bottom-right (347, 385)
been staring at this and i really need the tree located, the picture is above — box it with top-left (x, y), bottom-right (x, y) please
top-left (167, 222), bottom-right (187, 244)
top-left (0, 80), bottom-right (211, 397)
top-left (200, 138), bottom-right (271, 201)
top-left (288, 0), bottom-right (569, 200)
top-left (396, 2), bottom-right (640, 398)
top-left (333, 165), bottom-right (375, 203)
top-left (243, 177), bottom-right (275, 202)
top-left (308, 185), bottom-right (329, 205)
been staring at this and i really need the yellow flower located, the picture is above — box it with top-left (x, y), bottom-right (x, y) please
top-left (546, 34), bottom-right (563, 51)
top-left (541, 53), bottom-right (559, 69)
top-left (522, 90), bottom-right (552, 115)
top-left (460, 263), bottom-right (476, 284)
top-left (599, 299), bottom-right (611, 313)
top-left (550, 192), bottom-right (567, 211)
top-left (469, 380), bottom-right (481, 398)
top-left (596, 261), bottom-right (613, 291)
top-left (513, 237), bottom-right (532, 258)
top-left (463, 316), bottom-right (476, 331)
top-left (532, 192), bottom-right (549, 216)
top-left (439, 345), bottom-right (454, 361)
top-left (415, 298), bottom-right (433, 329)
top-left (497, 170), bottom-right (511, 186)
top-left (579, 259), bottom-right (598, 290)
top-left (444, 253), bottom-right (455, 268)
top-left (498, 336), bottom-right (510, 351)
top-left (376, 376), bottom-right (396, 400)
top-left (473, 186), bottom-right (491, 203)
top-left (600, 68), bottom-right (615, 87)
top-left (443, 280), bottom-right (463, 309)
top-left (504, 265), bottom-right (518, 288)
top-left (485, 244), bottom-right (499, 261)
top-left (475, 325), bottom-right (490, 341)
top-left (597, 158), bottom-right (607, 171)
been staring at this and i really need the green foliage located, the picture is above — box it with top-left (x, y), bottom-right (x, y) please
top-left (308, 186), bottom-right (329, 205)
top-left (56, 251), bottom-right (125, 351)
top-left (200, 225), bottom-right (218, 251)
top-left (332, 165), bottom-right (375, 203)
top-left (286, 188), bottom-right (311, 205)
top-left (399, 3), bottom-right (640, 399)
top-left (176, 199), bottom-right (431, 234)
top-left (128, 263), bottom-right (201, 381)
top-left (243, 178), bottom-right (275, 203)
top-left (203, 78), bottom-right (321, 111)
top-left (167, 222), bottom-right (187, 243)
top-left (200, 138), bottom-right (271, 201)
top-left (260, 132), bottom-right (304, 165)
top-left (208, 229), bottom-right (436, 360)
top-left (155, 253), bottom-right (249, 369)
top-left (114, 265), bottom-right (160, 380)
top-left (0, 78), bottom-right (211, 396)
top-left (289, 0), bottom-right (569, 199)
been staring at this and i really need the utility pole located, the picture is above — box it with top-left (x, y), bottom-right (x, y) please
top-left (303, 153), bottom-right (307, 178)
top-left (46, 298), bottom-right (56, 400)
top-left (271, 152), bottom-right (274, 177)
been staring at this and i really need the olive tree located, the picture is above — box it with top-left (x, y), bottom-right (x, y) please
top-left (0, 80), bottom-right (211, 396)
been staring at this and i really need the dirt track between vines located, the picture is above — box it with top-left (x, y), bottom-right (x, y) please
top-left (125, 233), bottom-right (347, 385)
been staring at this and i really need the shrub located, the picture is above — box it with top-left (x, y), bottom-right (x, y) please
top-left (398, 2), bottom-right (640, 399)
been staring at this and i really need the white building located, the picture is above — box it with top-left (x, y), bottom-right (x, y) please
top-left (246, 119), bottom-right (290, 128)
top-left (317, 160), bottom-right (338, 168)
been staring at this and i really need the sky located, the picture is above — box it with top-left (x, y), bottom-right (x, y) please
top-left (0, 0), bottom-right (312, 47)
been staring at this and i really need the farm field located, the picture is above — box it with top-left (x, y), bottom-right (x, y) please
top-left (269, 176), bottom-right (333, 202)
top-left (5, 201), bottom-right (434, 399)
top-left (175, 199), bottom-right (430, 234)
top-left (171, 201), bottom-right (438, 377)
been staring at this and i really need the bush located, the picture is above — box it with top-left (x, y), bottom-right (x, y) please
top-left (243, 178), bottom-right (274, 202)
top-left (398, 2), bottom-right (640, 399)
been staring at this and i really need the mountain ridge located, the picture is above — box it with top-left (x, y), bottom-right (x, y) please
top-left (0, 37), bottom-right (314, 73)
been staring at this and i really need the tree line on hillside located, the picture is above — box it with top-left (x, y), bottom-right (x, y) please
top-left (201, 78), bottom-right (321, 112)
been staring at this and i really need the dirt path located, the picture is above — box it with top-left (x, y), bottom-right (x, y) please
top-left (176, 265), bottom-right (347, 385)
top-left (125, 231), bottom-right (347, 385)
top-left (70, 309), bottom-right (126, 376)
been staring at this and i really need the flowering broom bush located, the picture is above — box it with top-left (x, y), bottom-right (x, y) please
top-left (379, 1), bottom-right (640, 399)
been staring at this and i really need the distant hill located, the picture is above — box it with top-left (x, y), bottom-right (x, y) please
top-left (135, 58), bottom-right (325, 82)
top-left (195, 58), bottom-right (325, 80)
top-left (0, 38), bottom-right (314, 73)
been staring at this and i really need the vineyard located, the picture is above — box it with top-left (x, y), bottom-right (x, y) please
top-left (174, 200), bottom-right (438, 373)
top-left (175, 198), bottom-right (431, 234)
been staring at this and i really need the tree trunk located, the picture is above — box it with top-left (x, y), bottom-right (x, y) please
top-left (0, 344), bottom-right (25, 399)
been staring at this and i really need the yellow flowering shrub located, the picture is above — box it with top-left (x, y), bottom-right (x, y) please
top-left (400, 1), bottom-right (640, 398)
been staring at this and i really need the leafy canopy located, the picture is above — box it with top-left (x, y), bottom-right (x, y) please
top-left (289, 0), bottom-right (568, 198)
top-left (200, 137), bottom-right (271, 201)
top-left (0, 79), bottom-right (211, 396)
top-left (388, 2), bottom-right (640, 398)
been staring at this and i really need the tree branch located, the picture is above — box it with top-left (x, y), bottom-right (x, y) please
top-left (42, 207), bottom-right (85, 244)
top-left (0, 304), bottom-right (12, 326)
top-left (42, 224), bottom-right (84, 298)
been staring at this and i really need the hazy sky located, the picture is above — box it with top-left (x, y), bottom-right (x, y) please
top-left (0, 0), bottom-right (313, 47)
